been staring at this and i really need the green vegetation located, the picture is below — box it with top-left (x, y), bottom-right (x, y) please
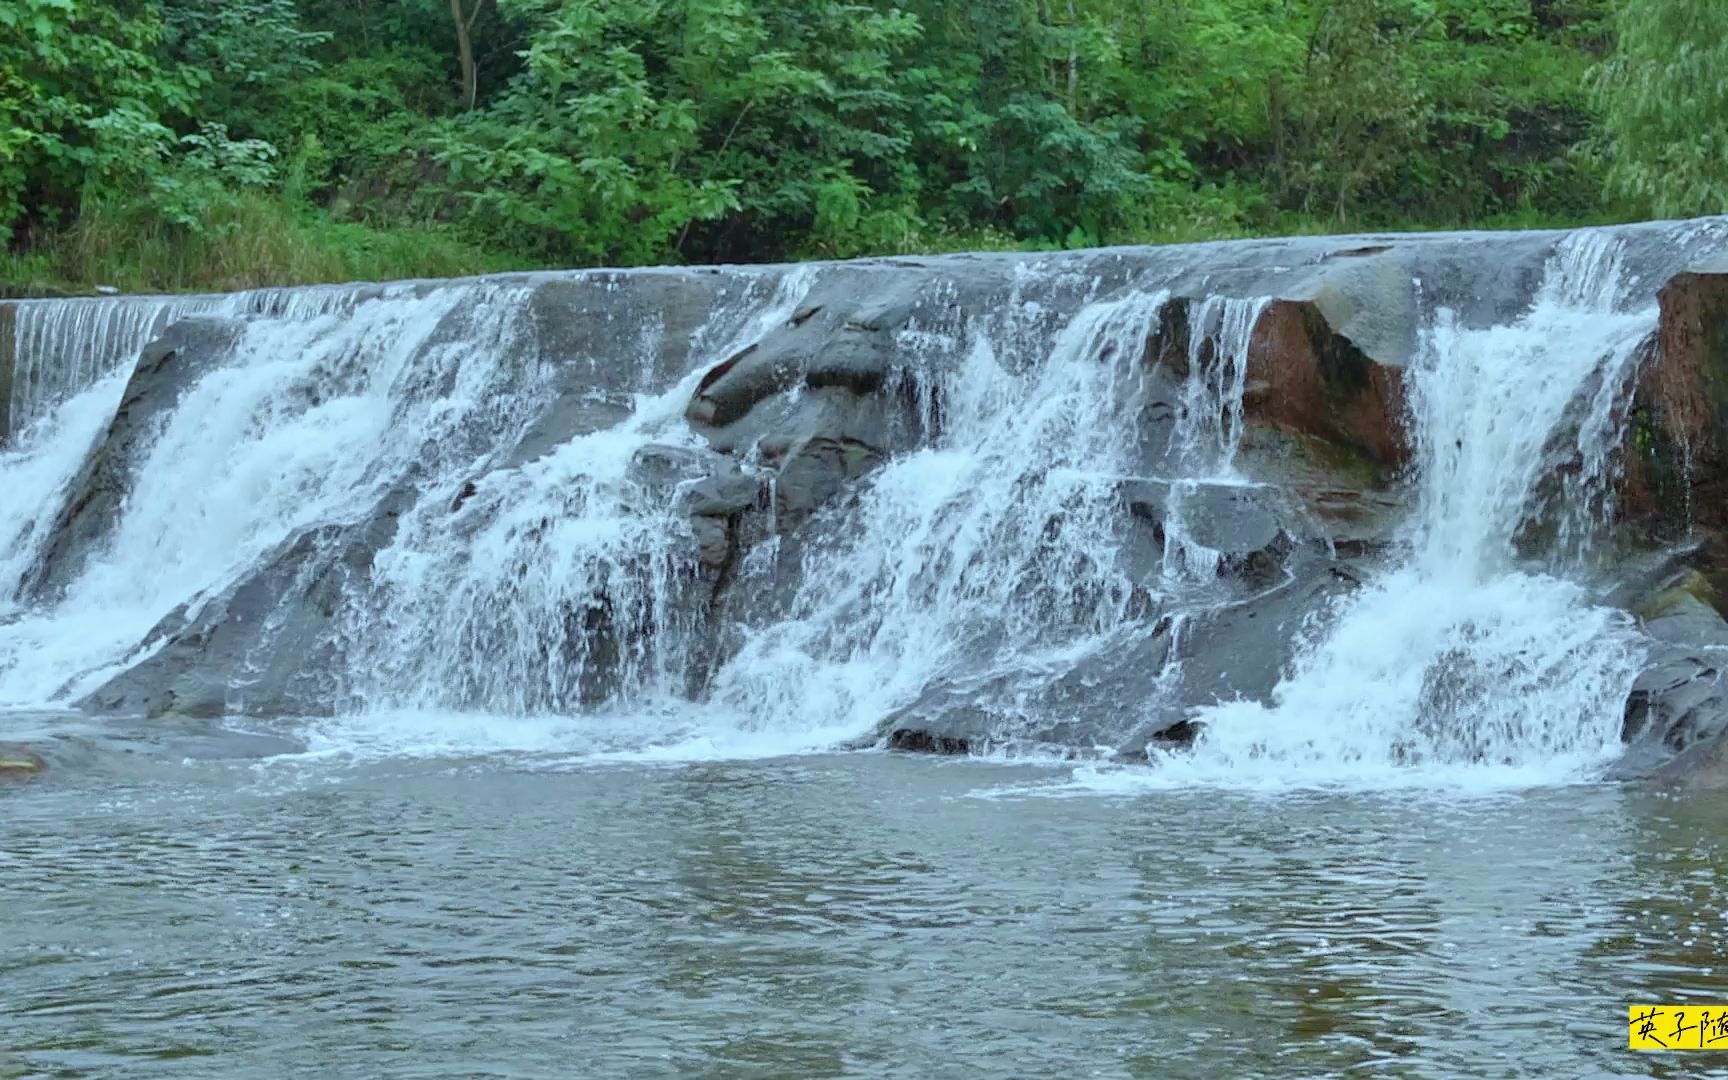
top-left (0, 0), bottom-right (1720, 292)
top-left (1593, 0), bottom-right (1728, 218)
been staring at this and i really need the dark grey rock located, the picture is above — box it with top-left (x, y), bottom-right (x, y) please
top-left (75, 490), bottom-right (411, 719)
top-left (27, 316), bottom-right (245, 597)
top-left (1609, 577), bottom-right (1728, 782)
top-left (15, 219), bottom-right (1728, 785)
top-left (1120, 479), bottom-right (1292, 569)
top-left (680, 471), bottom-right (767, 517)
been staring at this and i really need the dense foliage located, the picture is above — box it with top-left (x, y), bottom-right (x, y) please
top-left (0, 0), bottom-right (1719, 290)
top-left (1593, 0), bottom-right (1728, 218)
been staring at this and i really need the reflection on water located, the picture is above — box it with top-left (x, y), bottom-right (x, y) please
top-left (5, 745), bottom-right (1728, 1078)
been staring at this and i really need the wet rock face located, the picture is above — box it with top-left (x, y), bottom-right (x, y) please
top-left (1611, 578), bottom-right (1728, 783)
top-left (76, 504), bottom-right (406, 720)
top-left (1244, 299), bottom-right (1407, 475)
top-left (1606, 270), bottom-right (1728, 782)
top-left (19, 223), bottom-right (1728, 782)
top-left (1149, 292), bottom-right (1409, 542)
top-left (1622, 272), bottom-right (1728, 547)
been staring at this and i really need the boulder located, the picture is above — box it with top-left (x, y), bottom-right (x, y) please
top-left (1610, 571), bottom-right (1728, 782)
top-left (886, 729), bottom-right (971, 755)
top-left (1119, 478), bottom-right (1293, 581)
top-left (1243, 299), bottom-right (1408, 475)
top-left (1117, 546), bottom-right (1368, 758)
top-left (685, 271), bottom-right (955, 431)
top-left (1147, 290), bottom-right (1410, 550)
top-left (869, 544), bottom-right (1374, 761)
top-left (501, 272), bottom-right (736, 469)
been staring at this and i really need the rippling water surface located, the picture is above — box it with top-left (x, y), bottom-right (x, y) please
top-left (5, 724), bottom-right (1728, 1079)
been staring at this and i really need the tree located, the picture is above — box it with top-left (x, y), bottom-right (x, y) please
top-left (0, 0), bottom-right (1668, 290)
top-left (1595, 0), bottom-right (1728, 217)
top-left (0, 0), bottom-right (193, 242)
top-left (448, 0), bottom-right (487, 110)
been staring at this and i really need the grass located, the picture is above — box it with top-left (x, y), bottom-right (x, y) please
top-left (0, 191), bottom-right (1640, 298)
top-left (0, 193), bottom-right (537, 296)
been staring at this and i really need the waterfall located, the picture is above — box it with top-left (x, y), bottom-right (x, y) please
top-left (8, 296), bottom-right (220, 434)
top-left (5, 287), bottom-right (399, 433)
top-left (0, 281), bottom-right (539, 705)
top-left (0, 374), bottom-right (130, 614)
top-left (1182, 232), bottom-right (1660, 782)
top-left (697, 290), bottom-right (1177, 746)
top-left (2, 224), bottom-right (1724, 780)
top-left (1172, 295), bottom-right (1268, 479)
top-left (344, 269), bottom-right (816, 719)
top-left (1159, 296), bottom-right (1271, 582)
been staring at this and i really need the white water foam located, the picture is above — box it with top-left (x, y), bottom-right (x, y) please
top-left (0, 373), bottom-right (130, 614)
top-left (1122, 232), bottom-right (1662, 790)
top-left (340, 268), bottom-right (816, 729)
top-left (0, 231), bottom-right (1706, 783)
top-left (9, 295), bottom-right (221, 431)
top-left (695, 290), bottom-right (1175, 745)
top-left (0, 282), bottom-right (538, 705)
top-left (294, 283), bottom-right (1206, 762)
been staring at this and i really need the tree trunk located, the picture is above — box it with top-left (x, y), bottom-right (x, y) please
top-left (1065, 0), bottom-right (1078, 110)
top-left (449, 0), bottom-right (479, 110)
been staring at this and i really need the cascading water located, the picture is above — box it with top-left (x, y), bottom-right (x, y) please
top-left (0, 374), bottom-right (130, 614)
top-left (698, 289), bottom-right (1178, 746)
top-left (0, 282), bottom-right (540, 705)
top-left (326, 281), bottom-right (1263, 759)
top-left (1181, 232), bottom-right (1661, 783)
top-left (1159, 296), bottom-right (1271, 582)
top-left (345, 269), bottom-right (817, 722)
top-left (2, 223), bottom-right (1724, 782)
top-left (8, 295), bottom-right (221, 433)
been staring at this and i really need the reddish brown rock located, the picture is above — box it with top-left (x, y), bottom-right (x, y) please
top-left (1149, 295), bottom-right (1410, 547)
top-left (1152, 295), bottom-right (1408, 479)
top-left (1620, 272), bottom-right (1728, 548)
top-left (1244, 299), bottom-right (1408, 476)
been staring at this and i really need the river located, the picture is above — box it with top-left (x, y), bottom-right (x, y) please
top-left (5, 722), bottom-right (1725, 1077)
top-left (7, 224), bottom-right (1728, 1077)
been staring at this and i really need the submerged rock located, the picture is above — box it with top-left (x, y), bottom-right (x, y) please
top-left (0, 742), bottom-right (47, 781)
top-left (886, 729), bottom-right (970, 755)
